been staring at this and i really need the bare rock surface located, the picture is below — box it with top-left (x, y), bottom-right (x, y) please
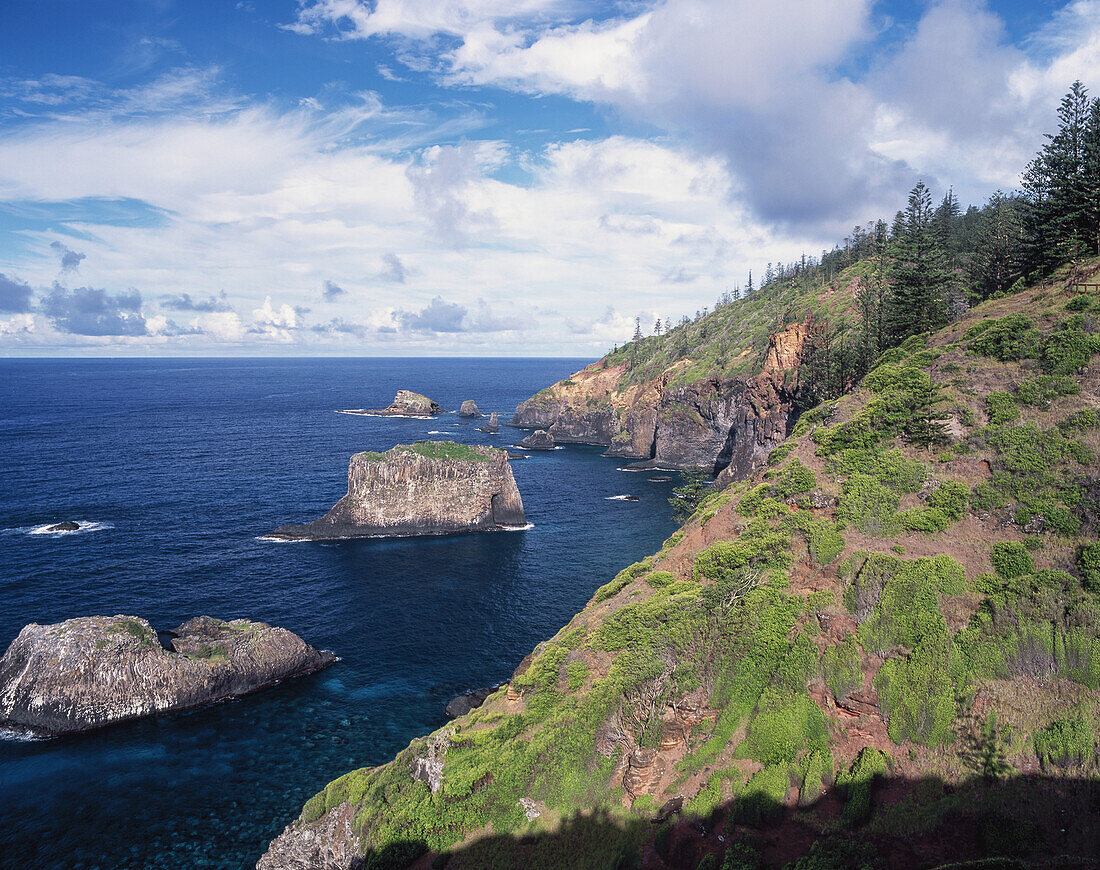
top-left (257, 800), bottom-right (364, 870)
top-left (444, 682), bottom-right (505, 718)
top-left (478, 411), bottom-right (499, 433)
top-left (517, 429), bottom-right (555, 450)
top-left (0, 615), bottom-right (335, 737)
top-left (45, 521), bottom-right (80, 532)
top-left (270, 442), bottom-right (525, 540)
top-left (457, 400), bottom-right (480, 417)
top-left (345, 389), bottom-right (441, 417)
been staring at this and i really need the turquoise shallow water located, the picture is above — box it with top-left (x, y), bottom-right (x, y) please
top-left (0, 358), bottom-right (679, 869)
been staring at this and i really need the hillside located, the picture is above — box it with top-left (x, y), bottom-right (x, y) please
top-left (258, 264), bottom-right (1100, 870)
top-left (511, 268), bottom-right (864, 475)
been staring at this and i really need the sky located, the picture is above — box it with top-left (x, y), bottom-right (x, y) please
top-left (0, 0), bottom-right (1097, 356)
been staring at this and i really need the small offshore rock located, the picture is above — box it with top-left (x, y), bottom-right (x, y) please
top-left (45, 521), bottom-right (80, 532)
top-left (458, 400), bottom-right (480, 418)
top-left (517, 429), bottom-right (555, 450)
top-left (358, 390), bottom-right (441, 417)
top-left (271, 442), bottom-right (525, 540)
top-left (648, 476), bottom-right (672, 482)
top-left (444, 683), bottom-right (505, 718)
top-left (0, 615), bottom-right (336, 737)
top-left (478, 412), bottom-right (500, 433)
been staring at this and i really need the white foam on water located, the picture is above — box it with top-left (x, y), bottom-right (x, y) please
top-left (605, 495), bottom-right (637, 501)
top-left (0, 727), bottom-right (43, 742)
top-left (617, 467), bottom-right (644, 472)
top-left (255, 535), bottom-right (307, 543)
top-left (427, 430), bottom-right (446, 435)
top-left (501, 523), bottom-right (534, 531)
top-left (25, 520), bottom-right (112, 537)
top-left (336, 410), bottom-right (434, 419)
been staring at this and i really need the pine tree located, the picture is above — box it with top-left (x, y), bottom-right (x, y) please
top-left (969, 191), bottom-right (1024, 299)
top-left (633, 317), bottom-right (642, 342)
top-left (886, 182), bottom-right (953, 340)
top-left (746, 270), bottom-right (753, 294)
top-left (1083, 96), bottom-right (1100, 257)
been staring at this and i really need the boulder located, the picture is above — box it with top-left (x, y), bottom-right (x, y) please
top-left (0, 615), bottom-right (335, 737)
top-left (271, 442), bottom-right (525, 540)
top-left (458, 400), bottom-right (480, 418)
top-left (517, 429), bottom-right (555, 450)
top-left (478, 412), bottom-right (500, 433)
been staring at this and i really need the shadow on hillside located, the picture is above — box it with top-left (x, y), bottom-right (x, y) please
top-left (355, 772), bottom-right (1100, 870)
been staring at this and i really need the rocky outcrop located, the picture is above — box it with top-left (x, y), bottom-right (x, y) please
top-left (257, 800), bottom-right (363, 870)
top-left (517, 429), bottom-right (555, 450)
top-left (0, 615), bottom-right (335, 737)
top-left (45, 521), bottom-right (79, 532)
top-left (478, 412), bottom-right (499, 433)
top-left (270, 443), bottom-right (525, 540)
top-left (349, 390), bottom-right (441, 417)
top-left (511, 322), bottom-right (814, 473)
top-left (458, 400), bottom-right (480, 417)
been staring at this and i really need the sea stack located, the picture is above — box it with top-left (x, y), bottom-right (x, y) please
top-left (478, 412), bottom-right (500, 433)
top-left (517, 429), bottom-right (555, 450)
top-left (458, 400), bottom-right (480, 418)
top-left (270, 442), bottom-right (525, 540)
top-left (0, 615), bottom-right (336, 737)
top-left (352, 390), bottom-right (442, 417)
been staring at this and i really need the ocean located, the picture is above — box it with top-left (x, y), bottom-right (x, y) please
top-left (0, 358), bottom-right (680, 869)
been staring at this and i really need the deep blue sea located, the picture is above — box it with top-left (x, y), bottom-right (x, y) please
top-left (0, 358), bottom-right (680, 870)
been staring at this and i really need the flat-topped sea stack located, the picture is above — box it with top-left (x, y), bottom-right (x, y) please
top-left (352, 389), bottom-right (441, 417)
top-left (271, 442), bottom-right (525, 541)
top-left (0, 615), bottom-right (335, 737)
top-left (457, 400), bottom-right (480, 417)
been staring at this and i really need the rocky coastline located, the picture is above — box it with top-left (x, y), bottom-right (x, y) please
top-left (510, 322), bottom-right (812, 475)
top-left (0, 615), bottom-right (335, 737)
top-left (270, 442), bottom-right (525, 541)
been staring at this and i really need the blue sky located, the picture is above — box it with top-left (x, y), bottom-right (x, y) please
top-left (0, 0), bottom-right (1097, 355)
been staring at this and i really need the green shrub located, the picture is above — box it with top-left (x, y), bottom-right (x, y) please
top-left (733, 765), bottom-right (789, 826)
top-left (767, 442), bottom-right (795, 466)
top-left (645, 570), bottom-right (676, 589)
top-left (836, 473), bottom-right (899, 535)
top-left (594, 558), bottom-right (653, 602)
top-left (301, 793), bottom-right (326, 824)
top-left (967, 314), bottom-right (1040, 361)
top-left (798, 750), bottom-right (833, 806)
top-left (1078, 542), bottom-right (1100, 593)
top-left (835, 747), bottom-right (890, 825)
top-left (773, 459), bottom-right (817, 500)
top-left (990, 542), bottom-right (1034, 579)
top-left (1040, 326), bottom-right (1097, 375)
top-left (1014, 375), bottom-right (1080, 407)
top-left (828, 448), bottom-right (926, 494)
top-left (874, 628), bottom-right (957, 745)
top-left (821, 634), bottom-right (862, 702)
top-left (864, 364), bottom-right (931, 395)
top-left (1059, 408), bottom-right (1100, 432)
top-left (985, 391), bottom-right (1019, 424)
top-left (742, 689), bottom-right (828, 765)
top-left (1032, 719), bottom-right (1095, 769)
top-left (971, 482), bottom-right (1007, 512)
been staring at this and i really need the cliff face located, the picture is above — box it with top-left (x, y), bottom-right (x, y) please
top-left (0, 615), bottom-right (335, 736)
top-left (272, 443), bottom-right (525, 540)
top-left (512, 323), bottom-right (811, 472)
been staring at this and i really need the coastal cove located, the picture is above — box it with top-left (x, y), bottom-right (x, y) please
top-left (0, 358), bottom-right (680, 869)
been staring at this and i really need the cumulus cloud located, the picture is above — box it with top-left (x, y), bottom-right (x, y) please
top-left (192, 311), bottom-right (246, 341)
top-left (311, 316), bottom-right (369, 336)
top-left (379, 252), bottom-right (407, 283)
top-left (0, 273), bottom-right (34, 313)
top-left (160, 291), bottom-right (233, 312)
top-left (406, 142), bottom-right (503, 244)
top-left (50, 240), bottom-right (86, 272)
top-left (395, 295), bottom-right (528, 333)
top-left (322, 279), bottom-right (347, 300)
top-left (41, 285), bottom-right (147, 336)
top-left (0, 313), bottom-right (35, 336)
